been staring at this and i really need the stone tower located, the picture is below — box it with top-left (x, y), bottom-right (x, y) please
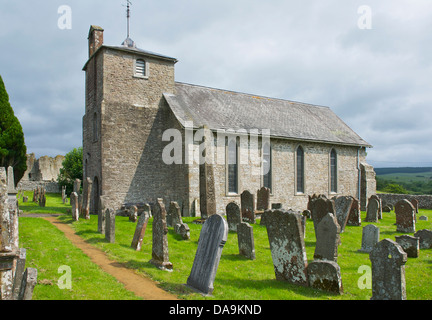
top-left (82, 25), bottom-right (182, 213)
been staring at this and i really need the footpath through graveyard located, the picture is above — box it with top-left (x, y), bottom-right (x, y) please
top-left (43, 216), bottom-right (178, 300)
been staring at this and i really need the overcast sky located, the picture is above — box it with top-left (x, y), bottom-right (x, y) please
top-left (1, 0), bottom-right (431, 168)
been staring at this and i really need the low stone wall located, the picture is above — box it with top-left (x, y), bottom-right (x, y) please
top-left (378, 193), bottom-right (432, 210)
top-left (17, 180), bottom-right (61, 193)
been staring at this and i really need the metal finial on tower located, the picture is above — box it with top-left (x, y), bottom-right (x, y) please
top-left (121, 1), bottom-right (136, 48)
top-left (126, 0), bottom-right (131, 39)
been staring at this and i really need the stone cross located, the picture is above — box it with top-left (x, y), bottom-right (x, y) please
top-left (131, 204), bottom-right (151, 251)
top-left (105, 208), bottom-right (116, 244)
top-left (71, 192), bottom-right (79, 221)
top-left (358, 224), bottom-right (380, 253)
top-left (370, 239), bottom-right (407, 300)
top-left (365, 197), bottom-right (379, 222)
top-left (332, 195), bottom-right (354, 233)
top-left (237, 222), bottom-right (255, 260)
top-left (81, 177), bottom-right (93, 220)
top-left (395, 199), bottom-right (416, 233)
top-left (226, 202), bottom-right (241, 232)
top-left (187, 214), bottom-right (228, 295)
top-left (314, 212), bottom-right (341, 262)
top-left (347, 197), bottom-right (361, 226)
top-left (256, 186), bottom-right (270, 211)
top-left (241, 190), bottom-right (255, 224)
top-left (307, 260), bottom-right (343, 294)
top-left (265, 209), bottom-right (308, 286)
top-left (150, 199), bottom-right (173, 271)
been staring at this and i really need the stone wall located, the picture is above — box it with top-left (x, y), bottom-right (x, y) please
top-left (378, 193), bottom-right (432, 209)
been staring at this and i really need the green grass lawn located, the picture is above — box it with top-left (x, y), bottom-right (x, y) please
top-left (18, 192), bottom-right (432, 300)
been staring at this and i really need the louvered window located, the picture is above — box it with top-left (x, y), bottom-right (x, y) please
top-left (135, 59), bottom-right (146, 77)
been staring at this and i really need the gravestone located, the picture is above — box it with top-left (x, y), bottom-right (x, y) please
top-left (73, 179), bottom-right (81, 194)
top-left (199, 128), bottom-right (217, 219)
top-left (81, 177), bottom-right (92, 220)
top-left (370, 195), bottom-right (382, 219)
top-left (7, 166), bottom-right (15, 193)
top-left (410, 198), bottom-right (419, 214)
top-left (237, 222), bottom-right (255, 260)
top-left (395, 199), bottom-right (416, 233)
top-left (370, 239), bottom-right (407, 300)
top-left (191, 198), bottom-right (200, 218)
top-left (395, 235), bottom-right (419, 258)
top-left (265, 209), bottom-right (308, 286)
top-left (105, 208), bottom-right (115, 244)
top-left (226, 202), bottom-right (241, 232)
top-left (187, 214), bottom-right (228, 295)
top-left (167, 201), bottom-right (182, 227)
top-left (333, 195), bottom-right (354, 232)
top-left (309, 195), bottom-right (335, 236)
top-left (271, 203), bottom-right (282, 210)
top-left (131, 205), bottom-right (151, 251)
top-left (150, 199), bottom-right (173, 271)
top-left (128, 205), bottom-right (138, 222)
top-left (174, 222), bottom-right (191, 240)
top-left (17, 268), bottom-right (38, 300)
top-left (256, 186), bottom-right (270, 211)
top-left (347, 197), bottom-right (361, 226)
top-left (98, 196), bottom-right (106, 234)
top-left (314, 213), bottom-right (340, 262)
top-left (365, 197), bottom-right (379, 222)
top-left (414, 229), bottom-right (432, 249)
top-left (358, 224), bottom-right (380, 253)
top-left (241, 190), bottom-right (255, 224)
top-left (70, 192), bottom-right (79, 221)
top-left (419, 216), bottom-right (428, 221)
top-left (307, 260), bottom-right (343, 294)
top-left (11, 248), bottom-right (27, 300)
top-left (22, 196), bottom-right (28, 203)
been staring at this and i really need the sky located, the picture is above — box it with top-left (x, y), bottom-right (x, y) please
top-left (1, 0), bottom-right (431, 168)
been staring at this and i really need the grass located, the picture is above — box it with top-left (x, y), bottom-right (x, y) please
top-left (18, 192), bottom-right (432, 300)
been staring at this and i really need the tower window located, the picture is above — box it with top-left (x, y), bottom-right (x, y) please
top-left (296, 146), bottom-right (305, 194)
top-left (134, 59), bottom-right (147, 78)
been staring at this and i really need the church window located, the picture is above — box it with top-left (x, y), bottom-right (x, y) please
top-left (227, 137), bottom-right (239, 194)
top-left (330, 149), bottom-right (338, 193)
top-left (262, 142), bottom-right (272, 191)
top-left (296, 146), bottom-right (305, 193)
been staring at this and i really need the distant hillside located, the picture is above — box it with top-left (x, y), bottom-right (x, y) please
top-left (375, 167), bottom-right (432, 175)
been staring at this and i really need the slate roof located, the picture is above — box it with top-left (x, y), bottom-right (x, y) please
top-left (164, 82), bottom-right (372, 148)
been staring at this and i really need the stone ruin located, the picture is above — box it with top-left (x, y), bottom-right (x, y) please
top-left (1, 167), bottom-right (37, 300)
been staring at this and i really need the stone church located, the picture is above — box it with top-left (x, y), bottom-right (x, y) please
top-left (82, 25), bottom-right (376, 216)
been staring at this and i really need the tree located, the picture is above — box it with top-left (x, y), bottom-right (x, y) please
top-left (383, 183), bottom-right (409, 194)
top-left (57, 147), bottom-right (83, 194)
top-left (0, 75), bottom-right (27, 185)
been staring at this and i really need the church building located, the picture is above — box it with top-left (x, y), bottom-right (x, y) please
top-left (82, 25), bottom-right (376, 216)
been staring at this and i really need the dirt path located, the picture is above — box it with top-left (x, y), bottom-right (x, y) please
top-left (43, 216), bottom-right (178, 300)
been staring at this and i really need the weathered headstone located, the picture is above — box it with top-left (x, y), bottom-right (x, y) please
top-left (333, 195), bottom-right (354, 233)
top-left (98, 196), bottom-right (106, 234)
top-left (395, 235), bottom-right (419, 258)
top-left (187, 214), bottom-right (228, 295)
top-left (370, 195), bottom-right (382, 219)
top-left (131, 204), bottom-right (151, 251)
top-left (191, 198), bottom-right (200, 218)
top-left (226, 202), bottom-right (241, 232)
top-left (150, 199), bottom-right (173, 271)
top-left (365, 197), bottom-right (379, 222)
top-left (199, 127), bottom-right (217, 219)
top-left (256, 186), bottom-right (270, 211)
top-left (309, 194), bottom-right (335, 236)
top-left (358, 224), bottom-right (380, 253)
top-left (314, 213), bottom-right (341, 262)
top-left (370, 239), bottom-right (407, 300)
top-left (128, 205), bottom-right (138, 222)
top-left (174, 222), bottom-right (191, 240)
top-left (81, 177), bottom-right (92, 220)
top-left (167, 201), bottom-right (182, 227)
top-left (17, 268), bottom-right (38, 300)
top-left (395, 199), bottom-right (416, 233)
top-left (71, 192), bottom-right (79, 221)
top-left (414, 229), bottom-right (432, 249)
top-left (241, 190), bottom-right (255, 224)
top-left (307, 260), bottom-right (343, 294)
top-left (419, 215), bottom-right (428, 221)
top-left (7, 166), bottom-right (15, 193)
top-left (22, 196), bottom-right (28, 203)
top-left (11, 248), bottom-right (27, 300)
top-left (347, 197), bottom-right (361, 226)
top-left (271, 203), bottom-right (282, 210)
top-left (237, 222), bottom-right (255, 260)
top-left (105, 208), bottom-right (115, 244)
top-left (73, 179), bottom-right (81, 194)
top-left (410, 198), bottom-right (419, 214)
top-left (0, 168), bottom-right (12, 253)
top-left (265, 209), bottom-right (308, 286)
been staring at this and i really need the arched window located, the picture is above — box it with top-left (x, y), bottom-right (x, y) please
top-left (330, 149), bottom-right (338, 193)
top-left (135, 59), bottom-right (146, 77)
top-left (262, 142), bottom-right (272, 191)
top-left (227, 138), bottom-right (238, 194)
top-left (296, 146), bottom-right (305, 193)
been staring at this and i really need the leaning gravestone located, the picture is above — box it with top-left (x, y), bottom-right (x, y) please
top-left (347, 197), bottom-right (361, 226)
top-left (70, 192), bottom-right (79, 221)
top-left (370, 239), bottom-right (407, 300)
top-left (128, 205), bottom-right (138, 222)
top-left (256, 186), bottom-right (270, 211)
top-left (237, 222), bottom-right (255, 260)
top-left (395, 199), bottom-right (416, 233)
top-left (226, 202), bottom-right (241, 232)
top-left (358, 224), bottom-right (380, 253)
top-left (150, 199), bottom-right (173, 271)
top-left (131, 205), bottom-right (151, 251)
top-left (365, 197), bottom-right (379, 222)
top-left (413, 229), bottom-right (432, 249)
top-left (333, 196), bottom-right (354, 233)
top-left (395, 235), bottom-right (419, 258)
top-left (307, 260), bottom-right (343, 294)
top-left (314, 213), bottom-right (340, 262)
top-left (17, 268), bottom-right (38, 300)
top-left (265, 209), bottom-right (308, 286)
top-left (241, 190), bottom-right (255, 224)
top-left (105, 208), bottom-right (116, 243)
top-left (187, 214), bottom-right (228, 295)
top-left (309, 195), bottom-right (335, 236)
